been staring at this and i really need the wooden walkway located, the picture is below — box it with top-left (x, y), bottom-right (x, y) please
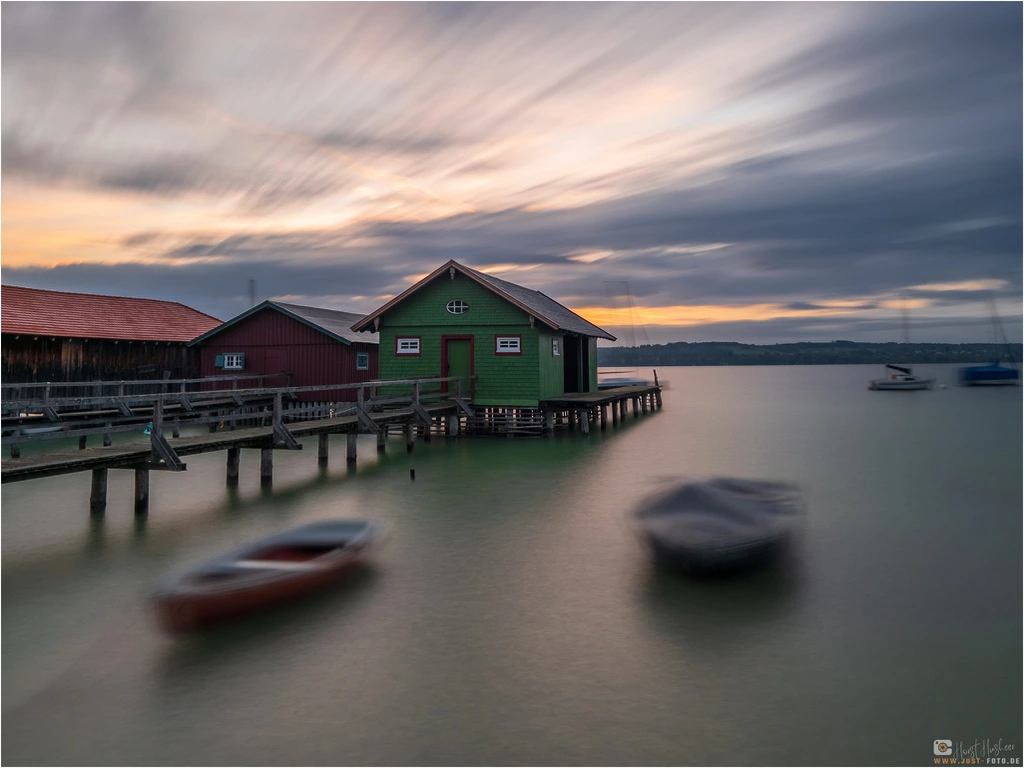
top-left (2, 373), bottom-right (663, 512)
top-left (0, 402), bottom-right (458, 484)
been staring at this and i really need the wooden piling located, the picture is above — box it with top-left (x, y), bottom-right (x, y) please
top-left (79, 436), bottom-right (88, 450)
top-left (600, 404), bottom-right (607, 429)
top-left (347, 433), bottom-right (358, 464)
top-left (260, 447), bottom-right (273, 487)
top-left (103, 425), bottom-right (112, 447)
top-left (580, 410), bottom-right (590, 436)
top-left (89, 468), bottom-right (107, 513)
top-left (406, 422), bottom-right (415, 452)
top-left (318, 433), bottom-right (329, 466)
top-left (226, 447), bottom-right (240, 485)
top-left (377, 430), bottom-right (386, 452)
top-left (134, 468), bottom-right (149, 515)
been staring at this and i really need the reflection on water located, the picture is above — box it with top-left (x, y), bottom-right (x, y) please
top-left (156, 565), bottom-right (380, 682)
top-left (2, 366), bottom-right (1020, 766)
top-left (639, 554), bottom-right (805, 650)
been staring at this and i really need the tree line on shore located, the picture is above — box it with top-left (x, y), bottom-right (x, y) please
top-left (596, 340), bottom-right (1022, 367)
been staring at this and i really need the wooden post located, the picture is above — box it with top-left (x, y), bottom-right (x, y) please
top-left (10, 444), bottom-right (20, 459)
top-left (103, 424), bottom-right (112, 447)
top-left (580, 410), bottom-right (590, 436)
top-left (544, 410), bottom-right (554, 432)
top-left (641, 394), bottom-right (648, 414)
top-left (633, 397), bottom-right (640, 419)
top-left (79, 435), bottom-right (88, 450)
top-left (612, 400), bottom-right (619, 425)
top-left (226, 447), bottom-right (240, 485)
top-left (600, 404), bottom-right (607, 429)
top-left (347, 433), bottom-right (358, 464)
top-left (377, 429), bottom-right (386, 452)
top-left (172, 421), bottom-right (180, 438)
top-left (406, 422), bottom-right (415, 452)
top-left (134, 468), bottom-right (149, 515)
top-left (448, 414), bottom-right (460, 436)
top-left (318, 433), bottom-right (329, 466)
top-left (90, 468), bottom-right (108, 513)
top-left (656, 389), bottom-right (663, 408)
top-left (260, 447), bottom-right (273, 488)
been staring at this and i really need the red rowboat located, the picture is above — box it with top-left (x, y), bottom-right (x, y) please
top-left (152, 519), bottom-right (386, 633)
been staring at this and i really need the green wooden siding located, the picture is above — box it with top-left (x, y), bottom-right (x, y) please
top-left (537, 330), bottom-right (564, 400)
top-left (374, 272), bottom-right (603, 406)
top-left (378, 274), bottom-right (542, 406)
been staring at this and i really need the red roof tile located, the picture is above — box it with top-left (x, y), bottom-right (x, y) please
top-left (1, 285), bottom-right (222, 342)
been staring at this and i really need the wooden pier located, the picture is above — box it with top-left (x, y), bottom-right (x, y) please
top-left (2, 373), bottom-right (661, 512)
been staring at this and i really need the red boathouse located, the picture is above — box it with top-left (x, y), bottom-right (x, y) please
top-left (188, 301), bottom-right (379, 401)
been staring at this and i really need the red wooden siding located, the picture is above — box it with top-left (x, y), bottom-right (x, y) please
top-left (197, 308), bottom-right (378, 401)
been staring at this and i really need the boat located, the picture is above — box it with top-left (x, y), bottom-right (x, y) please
top-left (632, 477), bottom-right (804, 575)
top-left (869, 364), bottom-right (936, 390)
top-left (597, 370), bottom-right (653, 390)
top-left (958, 299), bottom-right (1019, 386)
top-left (958, 362), bottom-right (1019, 386)
top-left (152, 519), bottom-right (387, 633)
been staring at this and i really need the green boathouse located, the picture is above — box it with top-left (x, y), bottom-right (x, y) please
top-left (351, 260), bottom-right (615, 407)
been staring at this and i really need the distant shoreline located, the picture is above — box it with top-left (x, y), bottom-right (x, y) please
top-left (597, 341), bottom-right (1022, 367)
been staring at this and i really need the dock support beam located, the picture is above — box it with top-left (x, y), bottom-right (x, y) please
top-left (89, 468), bottom-right (107, 513)
top-left (579, 409), bottom-right (590, 436)
top-left (448, 415), bottom-right (460, 437)
top-left (226, 447), bottom-right (240, 486)
top-left (134, 468), bottom-right (150, 515)
top-left (79, 436), bottom-right (88, 450)
top-left (347, 433), bottom-right (358, 464)
top-left (260, 447), bottom-right (273, 488)
top-left (318, 433), bottom-right (329, 467)
top-left (406, 422), bottom-right (415, 452)
top-left (377, 430), bottom-right (386, 453)
top-left (600, 405), bottom-right (607, 429)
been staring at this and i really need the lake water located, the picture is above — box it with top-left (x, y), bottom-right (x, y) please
top-left (3, 365), bottom-right (1021, 766)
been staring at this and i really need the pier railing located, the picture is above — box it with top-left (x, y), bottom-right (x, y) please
top-left (1, 375), bottom-right (475, 461)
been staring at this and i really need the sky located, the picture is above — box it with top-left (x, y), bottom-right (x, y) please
top-left (2, 2), bottom-right (1021, 346)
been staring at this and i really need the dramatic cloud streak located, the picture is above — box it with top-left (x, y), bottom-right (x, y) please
top-left (2, 2), bottom-right (1020, 344)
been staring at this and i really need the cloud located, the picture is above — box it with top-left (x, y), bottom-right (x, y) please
top-left (2, 3), bottom-right (1020, 344)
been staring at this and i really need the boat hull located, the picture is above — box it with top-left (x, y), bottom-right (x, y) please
top-left (869, 378), bottom-right (935, 390)
top-left (633, 477), bottom-right (803, 577)
top-left (152, 520), bottom-right (383, 633)
top-left (958, 364), bottom-right (1019, 386)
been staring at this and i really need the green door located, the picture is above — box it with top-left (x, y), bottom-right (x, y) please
top-left (444, 338), bottom-right (472, 395)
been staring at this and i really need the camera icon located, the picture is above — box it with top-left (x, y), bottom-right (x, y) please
top-left (934, 740), bottom-right (953, 756)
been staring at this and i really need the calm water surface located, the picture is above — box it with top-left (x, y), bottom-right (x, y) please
top-left (3, 365), bottom-right (1021, 766)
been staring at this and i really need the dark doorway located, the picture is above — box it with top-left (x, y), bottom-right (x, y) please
top-left (563, 335), bottom-right (589, 393)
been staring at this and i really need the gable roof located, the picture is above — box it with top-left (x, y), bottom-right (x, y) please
top-left (187, 300), bottom-right (378, 347)
top-left (1, 284), bottom-right (221, 342)
top-left (351, 260), bottom-right (615, 340)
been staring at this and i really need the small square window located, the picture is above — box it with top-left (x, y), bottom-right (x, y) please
top-left (222, 352), bottom-right (245, 370)
top-left (496, 336), bottom-right (521, 355)
top-left (552, 339), bottom-right (561, 357)
top-left (396, 337), bottom-right (421, 355)
top-left (356, 352), bottom-right (369, 370)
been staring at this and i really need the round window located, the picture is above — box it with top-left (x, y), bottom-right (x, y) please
top-left (446, 300), bottom-right (469, 315)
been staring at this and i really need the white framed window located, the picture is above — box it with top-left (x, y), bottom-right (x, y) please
top-left (495, 336), bottom-right (521, 355)
top-left (221, 352), bottom-right (245, 370)
top-left (446, 299), bottom-right (469, 315)
top-left (552, 339), bottom-right (561, 357)
top-left (396, 337), bottom-right (421, 355)
top-left (356, 352), bottom-right (369, 370)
